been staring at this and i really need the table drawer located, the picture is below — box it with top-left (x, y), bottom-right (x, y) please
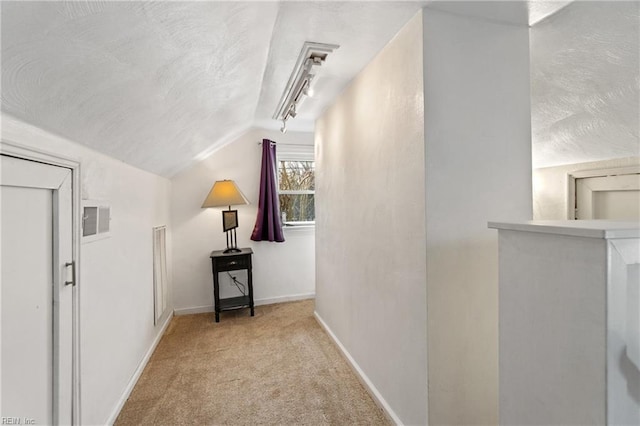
top-left (213, 254), bottom-right (251, 271)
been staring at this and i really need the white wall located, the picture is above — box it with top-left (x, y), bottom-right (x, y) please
top-left (533, 156), bottom-right (640, 220)
top-left (315, 13), bottom-right (427, 425)
top-left (170, 128), bottom-right (315, 313)
top-left (422, 6), bottom-right (532, 425)
top-left (495, 225), bottom-right (608, 425)
top-left (1, 113), bottom-right (173, 424)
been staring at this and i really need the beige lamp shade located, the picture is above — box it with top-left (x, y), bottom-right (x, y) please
top-left (201, 180), bottom-right (249, 208)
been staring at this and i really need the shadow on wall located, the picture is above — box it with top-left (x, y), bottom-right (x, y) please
top-left (620, 349), bottom-right (640, 405)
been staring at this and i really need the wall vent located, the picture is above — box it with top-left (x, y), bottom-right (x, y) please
top-left (82, 200), bottom-right (111, 243)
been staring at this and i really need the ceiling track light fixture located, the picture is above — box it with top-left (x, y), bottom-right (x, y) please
top-left (273, 41), bottom-right (339, 133)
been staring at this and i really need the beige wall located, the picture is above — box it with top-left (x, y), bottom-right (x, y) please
top-left (315, 12), bottom-right (427, 425)
top-left (533, 156), bottom-right (640, 220)
top-left (315, 5), bottom-right (533, 423)
top-left (422, 7), bottom-right (532, 425)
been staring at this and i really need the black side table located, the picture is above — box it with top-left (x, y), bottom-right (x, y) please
top-left (210, 248), bottom-right (254, 322)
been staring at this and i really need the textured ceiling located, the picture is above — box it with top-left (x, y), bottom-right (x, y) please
top-left (530, 1), bottom-right (640, 168)
top-left (4, 1), bottom-right (626, 176)
top-left (1, 1), bottom-right (427, 176)
top-left (528, 0), bottom-right (573, 26)
top-left (2, 1), bottom-right (278, 176)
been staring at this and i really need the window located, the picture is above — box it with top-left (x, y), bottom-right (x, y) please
top-left (278, 157), bottom-right (315, 225)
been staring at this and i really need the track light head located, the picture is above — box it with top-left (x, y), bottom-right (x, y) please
top-left (280, 119), bottom-right (287, 134)
top-left (303, 85), bottom-right (314, 98)
top-left (302, 75), bottom-right (315, 97)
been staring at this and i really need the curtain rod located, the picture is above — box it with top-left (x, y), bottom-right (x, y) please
top-left (257, 141), bottom-right (313, 147)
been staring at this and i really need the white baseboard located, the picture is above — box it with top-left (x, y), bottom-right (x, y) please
top-left (255, 292), bottom-right (315, 306)
top-left (173, 304), bottom-right (214, 315)
top-left (173, 293), bottom-right (315, 316)
top-left (313, 311), bottom-right (402, 426)
top-left (106, 311), bottom-right (173, 425)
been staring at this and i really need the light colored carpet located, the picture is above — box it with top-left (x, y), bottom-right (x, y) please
top-left (115, 299), bottom-right (390, 425)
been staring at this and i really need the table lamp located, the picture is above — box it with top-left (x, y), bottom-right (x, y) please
top-left (201, 180), bottom-right (249, 253)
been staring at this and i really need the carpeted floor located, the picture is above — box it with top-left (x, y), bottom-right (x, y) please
top-left (115, 299), bottom-right (390, 425)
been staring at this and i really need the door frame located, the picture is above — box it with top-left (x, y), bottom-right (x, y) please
top-left (1, 139), bottom-right (82, 424)
top-left (566, 165), bottom-right (640, 219)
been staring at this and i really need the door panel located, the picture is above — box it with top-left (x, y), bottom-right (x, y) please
top-left (1, 186), bottom-right (54, 424)
top-left (576, 174), bottom-right (640, 220)
top-left (1, 155), bottom-right (73, 424)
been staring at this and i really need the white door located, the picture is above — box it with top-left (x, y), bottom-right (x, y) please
top-left (1, 155), bottom-right (74, 424)
top-left (576, 174), bottom-right (640, 220)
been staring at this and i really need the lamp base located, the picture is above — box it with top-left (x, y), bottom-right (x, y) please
top-left (224, 227), bottom-right (241, 253)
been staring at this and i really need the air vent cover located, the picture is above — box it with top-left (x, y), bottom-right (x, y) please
top-left (82, 200), bottom-right (111, 242)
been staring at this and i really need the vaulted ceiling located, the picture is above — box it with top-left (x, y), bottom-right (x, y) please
top-left (3, 1), bottom-right (634, 177)
top-left (1, 1), bottom-right (431, 176)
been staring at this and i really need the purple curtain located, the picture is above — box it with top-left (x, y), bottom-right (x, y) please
top-left (251, 139), bottom-right (285, 242)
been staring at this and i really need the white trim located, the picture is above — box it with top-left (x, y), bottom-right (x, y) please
top-left (567, 165), bottom-right (640, 219)
top-left (105, 311), bottom-right (173, 425)
top-left (313, 311), bottom-right (402, 426)
top-left (173, 304), bottom-right (215, 316)
top-left (254, 292), bottom-right (314, 306)
top-left (172, 293), bottom-right (316, 316)
top-left (284, 224), bottom-right (315, 228)
top-left (1, 140), bottom-right (83, 424)
top-left (570, 165), bottom-right (640, 179)
top-left (1, 139), bottom-right (80, 169)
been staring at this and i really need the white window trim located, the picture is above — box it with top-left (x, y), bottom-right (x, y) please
top-left (277, 144), bottom-right (315, 227)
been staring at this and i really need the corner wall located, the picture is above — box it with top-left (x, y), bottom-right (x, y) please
top-left (315, 12), bottom-right (427, 425)
top-left (170, 128), bottom-right (315, 313)
top-left (422, 7), bottom-right (532, 424)
top-left (1, 113), bottom-right (173, 424)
